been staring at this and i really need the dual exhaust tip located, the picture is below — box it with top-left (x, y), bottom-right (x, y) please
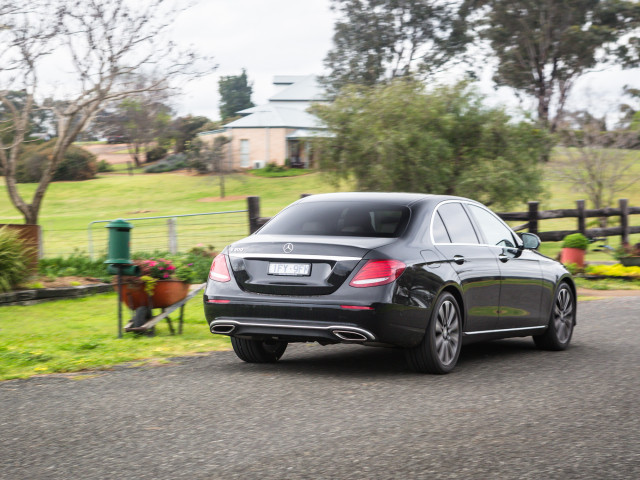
top-left (211, 324), bottom-right (236, 334)
top-left (210, 323), bottom-right (369, 342)
top-left (331, 330), bottom-right (368, 342)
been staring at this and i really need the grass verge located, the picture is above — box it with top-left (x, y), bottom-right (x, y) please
top-left (0, 292), bottom-right (230, 381)
top-left (574, 276), bottom-right (640, 291)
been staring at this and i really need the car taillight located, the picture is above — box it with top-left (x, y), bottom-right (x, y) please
top-left (349, 260), bottom-right (406, 288)
top-left (209, 254), bottom-right (231, 282)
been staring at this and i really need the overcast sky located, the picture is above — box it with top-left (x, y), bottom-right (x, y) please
top-left (170, 0), bottom-right (336, 120)
top-left (169, 0), bottom-right (638, 124)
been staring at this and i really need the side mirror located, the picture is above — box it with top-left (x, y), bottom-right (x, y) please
top-left (520, 232), bottom-right (541, 250)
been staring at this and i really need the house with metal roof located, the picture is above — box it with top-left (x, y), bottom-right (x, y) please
top-left (198, 75), bottom-right (328, 170)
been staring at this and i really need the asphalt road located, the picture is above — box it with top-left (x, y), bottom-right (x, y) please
top-left (1, 297), bottom-right (639, 479)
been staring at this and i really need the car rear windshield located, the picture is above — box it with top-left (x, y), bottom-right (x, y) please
top-left (258, 201), bottom-right (411, 238)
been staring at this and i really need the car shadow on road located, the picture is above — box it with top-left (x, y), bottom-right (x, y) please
top-left (218, 338), bottom-right (544, 378)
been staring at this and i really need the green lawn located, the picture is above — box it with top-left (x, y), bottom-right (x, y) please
top-left (0, 292), bottom-right (230, 380)
top-left (0, 171), bottom-right (345, 256)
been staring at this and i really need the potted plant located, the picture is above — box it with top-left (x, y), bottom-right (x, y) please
top-left (560, 233), bottom-right (589, 267)
top-left (615, 242), bottom-right (640, 267)
top-left (116, 257), bottom-right (194, 309)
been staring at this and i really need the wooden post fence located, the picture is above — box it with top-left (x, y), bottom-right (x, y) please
top-left (247, 197), bottom-right (640, 243)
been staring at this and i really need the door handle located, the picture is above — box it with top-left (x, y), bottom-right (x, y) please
top-left (498, 254), bottom-right (509, 263)
top-left (453, 255), bottom-right (465, 265)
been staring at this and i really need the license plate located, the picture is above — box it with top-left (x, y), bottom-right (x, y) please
top-left (268, 263), bottom-right (311, 276)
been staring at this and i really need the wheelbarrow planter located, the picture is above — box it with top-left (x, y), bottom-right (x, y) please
top-left (117, 280), bottom-right (190, 309)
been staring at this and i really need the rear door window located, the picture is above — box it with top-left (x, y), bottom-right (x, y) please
top-left (431, 211), bottom-right (451, 243)
top-left (435, 202), bottom-right (479, 244)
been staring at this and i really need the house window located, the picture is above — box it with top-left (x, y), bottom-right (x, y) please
top-left (240, 139), bottom-right (250, 168)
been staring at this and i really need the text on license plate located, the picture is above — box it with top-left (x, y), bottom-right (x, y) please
top-left (268, 263), bottom-right (311, 276)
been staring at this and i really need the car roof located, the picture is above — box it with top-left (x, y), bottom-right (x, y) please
top-left (297, 192), bottom-right (473, 207)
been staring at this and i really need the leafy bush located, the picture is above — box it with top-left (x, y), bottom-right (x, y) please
top-left (97, 160), bottom-right (114, 172)
top-left (144, 153), bottom-right (187, 173)
top-left (264, 161), bottom-right (287, 173)
top-left (563, 263), bottom-right (583, 275)
top-left (16, 140), bottom-right (97, 182)
top-left (35, 249), bottom-right (215, 285)
top-left (187, 155), bottom-right (209, 174)
top-left (146, 146), bottom-right (168, 163)
top-left (561, 233), bottom-right (589, 250)
top-left (0, 227), bottom-right (33, 292)
top-left (38, 252), bottom-right (110, 281)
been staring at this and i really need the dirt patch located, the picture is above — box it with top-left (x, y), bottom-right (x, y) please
top-left (83, 143), bottom-right (132, 165)
top-left (197, 195), bottom-right (246, 202)
top-left (126, 209), bottom-right (157, 215)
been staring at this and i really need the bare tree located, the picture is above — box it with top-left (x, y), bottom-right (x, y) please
top-left (0, 0), bottom-right (213, 224)
top-left (101, 74), bottom-right (173, 167)
top-left (556, 116), bottom-right (640, 226)
top-left (189, 135), bottom-right (230, 198)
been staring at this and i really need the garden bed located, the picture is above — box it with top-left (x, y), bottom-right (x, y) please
top-left (0, 283), bottom-right (112, 306)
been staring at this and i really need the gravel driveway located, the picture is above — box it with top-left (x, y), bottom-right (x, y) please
top-left (1, 297), bottom-right (639, 479)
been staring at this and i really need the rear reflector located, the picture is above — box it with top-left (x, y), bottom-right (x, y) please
top-left (209, 254), bottom-right (231, 282)
top-left (340, 305), bottom-right (374, 310)
top-left (207, 299), bottom-right (230, 304)
top-left (349, 260), bottom-right (406, 288)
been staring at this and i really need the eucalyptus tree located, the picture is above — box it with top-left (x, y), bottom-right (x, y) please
top-left (321, 0), bottom-right (469, 95)
top-left (466, 0), bottom-right (640, 132)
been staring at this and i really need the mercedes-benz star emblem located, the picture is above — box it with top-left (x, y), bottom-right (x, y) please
top-left (283, 243), bottom-right (294, 254)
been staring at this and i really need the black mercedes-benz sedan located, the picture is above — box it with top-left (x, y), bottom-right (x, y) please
top-left (204, 193), bottom-right (576, 373)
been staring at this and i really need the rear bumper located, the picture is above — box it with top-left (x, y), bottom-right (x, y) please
top-left (203, 297), bottom-right (427, 347)
top-left (209, 318), bottom-right (376, 344)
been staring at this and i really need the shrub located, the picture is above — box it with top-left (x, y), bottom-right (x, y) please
top-left (144, 153), bottom-right (187, 173)
top-left (264, 161), bottom-right (287, 173)
top-left (187, 155), bottom-right (209, 174)
top-left (16, 140), bottom-right (97, 182)
top-left (146, 146), bottom-right (168, 163)
top-left (561, 233), bottom-right (589, 250)
top-left (97, 160), bottom-right (114, 172)
top-left (38, 252), bottom-right (110, 281)
top-left (0, 227), bottom-right (33, 292)
top-left (563, 263), bottom-right (583, 275)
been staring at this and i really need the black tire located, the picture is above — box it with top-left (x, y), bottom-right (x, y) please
top-left (533, 283), bottom-right (575, 351)
top-left (405, 292), bottom-right (462, 374)
top-left (231, 337), bottom-right (288, 363)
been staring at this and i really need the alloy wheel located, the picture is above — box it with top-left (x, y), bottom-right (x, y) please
top-left (553, 287), bottom-right (574, 344)
top-left (434, 299), bottom-right (460, 366)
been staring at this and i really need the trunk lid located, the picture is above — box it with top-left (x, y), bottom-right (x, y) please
top-left (227, 235), bottom-right (393, 295)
